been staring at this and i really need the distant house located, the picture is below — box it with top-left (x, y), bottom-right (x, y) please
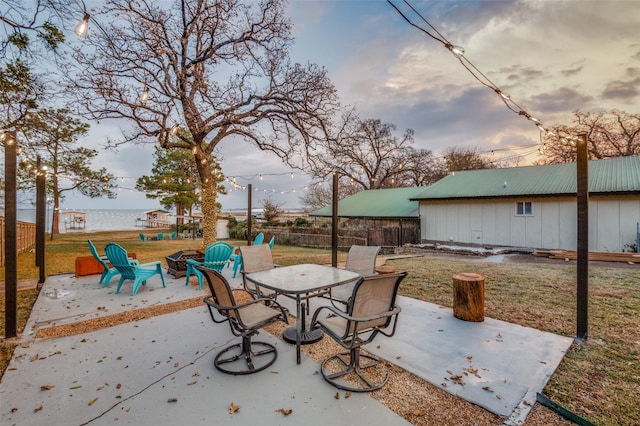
top-left (410, 156), bottom-right (640, 252)
top-left (135, 209), bottom-right (172, 228)
top-left (310, 187), bottom-right (426, 246)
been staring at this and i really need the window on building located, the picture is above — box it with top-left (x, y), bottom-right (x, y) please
top-left (515, 201), bottom-right (533, 216)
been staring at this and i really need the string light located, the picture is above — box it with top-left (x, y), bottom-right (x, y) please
top-left (74, 13), bottom-right (90, 38)
top-left (140, 86), bottom-right (150, 104)
top-left (388, 0), bottom-right (556, 146)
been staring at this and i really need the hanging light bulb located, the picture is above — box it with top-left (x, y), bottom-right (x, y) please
top-left (495, 89), bottom-right (510, 100)
top-left (75, 13), bottom-right (90, 38)
top-left (445, 43), bottom-right (465, 58)
top-left (140, 86), bottom-right (150, 104)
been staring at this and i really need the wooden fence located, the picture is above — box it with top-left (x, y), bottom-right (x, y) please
top-left (0, 217), bottom-right (37, 267)
top-left (263, 229), bottom-right (366, 250)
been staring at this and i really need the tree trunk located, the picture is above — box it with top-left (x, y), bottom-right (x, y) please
top-left (200, 179), bottom-right (218, 246)
top-left (452, 273), bottom-right (485, 322)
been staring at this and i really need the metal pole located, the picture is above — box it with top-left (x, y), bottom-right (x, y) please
top-left (247, 183), bottom-right (252, 245)
top-left (36, 156), bottom-right (46, 283)
top-left (576, 133), bottom-right (589, 340)
top-left (331, 172), bottom-right (338, 267)
top-left (3, 131), bottom-right (18, 338)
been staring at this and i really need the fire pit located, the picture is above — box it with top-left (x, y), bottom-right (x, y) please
top-left (165, 250), bottom-right (205, 278)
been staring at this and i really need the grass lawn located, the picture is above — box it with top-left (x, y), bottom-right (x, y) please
top-left (1, 230), bottom-right (639, 425)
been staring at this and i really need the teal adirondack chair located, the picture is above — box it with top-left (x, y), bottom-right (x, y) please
top-left (105, 242), bottom-right (165, 296)
top-left (139, 233), bottom-right (148, 241)
top-left (185, 241), bottom-right (233, 290)
top-left (232, 232), bottom-right (265, 278)
top-left (87, 240), bottom-right (121, 287)
top-left (157, 232), bottom-right (164, 240)
top-left (167, 231), bottom-right (177, 240)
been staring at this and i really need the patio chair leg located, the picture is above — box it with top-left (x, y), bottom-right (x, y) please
top-left (320, 348), bottom-right (389, 392)
top-left (214, 336), bottom-right (278, 375)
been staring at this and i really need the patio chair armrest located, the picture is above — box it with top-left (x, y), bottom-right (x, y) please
top-left (186, 258), bottom-right (203, 266)
top-left (204, 294), bottom-right (289, 326)
top-left (137, 260), bottom-right (161, 268)
top-left (311, 304), bottom-right (401, 325)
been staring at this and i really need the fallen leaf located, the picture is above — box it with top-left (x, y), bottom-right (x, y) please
top-left (34, 405), bottom-right (43, 413)
top-left (450, 375), bottom-right (465, 386)
top-left (116, 383), bottom-right (122, 389)
top-left (229, 402), bottom-right (240, 413)
top-left (334, 392), bottom-right (340, 400)
top-left (270, 371), bottom-right (279, 374)
top-left (70, 385), bottom-right (82, 390)
top-left (174, 362), bottom-right (179, 368)
top-left (88, 397), bottom-right (98, 406)
top-left (11, 407), bottom-right (18, 413)
top-left (482, 386), bottom-right (494, 392)
top-left (30, 354), bottom-right (39, 362)
top-left (187, 381), bottom-right (197, 386)
top-left (276, 408), bottom-right (293, 415)
top-left (581, 406), bottom-right (594, 415)
top-left (168, 398), bottom-right (178, 403)
top-left (345, 391), bottom-right (352, 399)
top-left (40, 384), bottom-right (55, 391)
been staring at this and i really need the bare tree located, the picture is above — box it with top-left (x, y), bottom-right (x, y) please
top-left (297, 111), bottom-right (443, 184)
top-left (68, 0), bottom-right (337, 245)
top-left (299, 178), bottom-right (362, 211)
top-left (540, 109), bottom-right (640, 164)
top-left (442, 146), bottom-right (494, 171)
top-left (261, 195), bottom-right (284, 225)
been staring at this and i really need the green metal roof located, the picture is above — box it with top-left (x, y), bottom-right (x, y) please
top-left (411, 156), bottom-right (640, 200)
top-left (310, 187), bottom-right (425, 218)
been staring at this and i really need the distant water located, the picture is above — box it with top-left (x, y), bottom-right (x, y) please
top-left (15, 209), bottom-right (158, 233)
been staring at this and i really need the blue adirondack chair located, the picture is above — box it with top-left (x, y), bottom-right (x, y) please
top-left (139, 233), bottom-right (148, 241)
top-left (87, 240), bottom-right (121, 287)
top-left (232, 233), bottom-right (265, 278)
top-left (105, 242), bottom-right (165, 296)
top-left (167, 231), bottom-right (177, 240)
top-left (185, 241), bottom-right (233, 290)
top-left (157, 232), bottom-right (164, 240)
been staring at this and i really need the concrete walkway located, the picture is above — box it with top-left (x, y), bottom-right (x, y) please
top-left (1, 263), bottom-right (572, 425)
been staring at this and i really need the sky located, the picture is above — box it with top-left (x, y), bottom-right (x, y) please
top-left (19, 0), bottom-right (640, 211)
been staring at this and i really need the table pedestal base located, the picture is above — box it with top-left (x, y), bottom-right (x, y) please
top-left (282, 326), bottom-right (323, 344)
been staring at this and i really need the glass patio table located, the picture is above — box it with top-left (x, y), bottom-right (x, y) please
top-left (245, 263), bottom-right (360, 364)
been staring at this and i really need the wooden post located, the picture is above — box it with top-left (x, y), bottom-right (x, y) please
top-left (453, 273), bottom-right (485, 322)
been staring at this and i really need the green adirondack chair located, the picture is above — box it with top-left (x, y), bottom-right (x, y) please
top-left (185, 241), bottom-right (233, 290)
top-left (105, 242), bottom-right (165, 296)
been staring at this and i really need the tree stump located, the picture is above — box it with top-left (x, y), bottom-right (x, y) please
top-left (452, 273), bottom-right (485, 322)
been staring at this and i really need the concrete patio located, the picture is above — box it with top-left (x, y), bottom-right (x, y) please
top-left (0, 260), bottom-right (572, 425)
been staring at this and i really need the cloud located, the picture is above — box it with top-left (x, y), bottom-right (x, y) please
top-left (529, 87), bottom-right (594, 114)
top-left (602, 77), bottom-right (640, 101)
